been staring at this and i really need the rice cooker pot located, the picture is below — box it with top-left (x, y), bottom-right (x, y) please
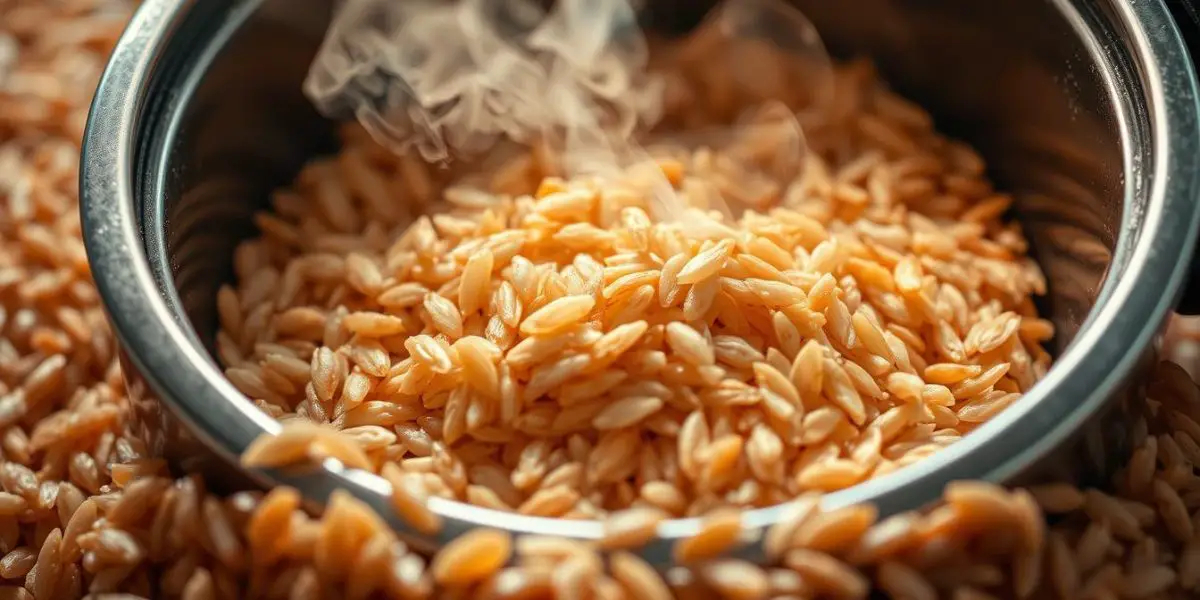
top-left (80, 0), bottom-right (1200, 564)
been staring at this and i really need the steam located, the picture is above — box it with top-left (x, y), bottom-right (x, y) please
top-left (304, 0), bottom-right (657, 163)
top-left (303, 0), bottom-right (834, 228)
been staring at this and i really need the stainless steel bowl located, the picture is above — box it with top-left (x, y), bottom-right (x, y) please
top-left (81, 0), bottom-right (1200, 564)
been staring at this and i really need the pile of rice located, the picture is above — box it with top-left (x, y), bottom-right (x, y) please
top-left (0, 1), bottom-right (1197, 599)
top-left (228, 35), bottom-right (1051, 523)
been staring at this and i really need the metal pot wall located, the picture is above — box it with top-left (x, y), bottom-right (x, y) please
top-left (81, 0), bottom-right (1200, 564)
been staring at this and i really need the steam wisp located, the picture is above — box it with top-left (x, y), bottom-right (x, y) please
top-left (303, 0), bottom-right (834, 230)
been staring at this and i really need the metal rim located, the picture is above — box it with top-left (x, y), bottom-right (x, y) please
top-left (81, 0), bottom-right (1200, 565)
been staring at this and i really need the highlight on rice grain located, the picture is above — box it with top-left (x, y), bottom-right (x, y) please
top-left (9, 0), bottom-right (1200, 599)
top-left (229, 0), bottom-right (1051, 529)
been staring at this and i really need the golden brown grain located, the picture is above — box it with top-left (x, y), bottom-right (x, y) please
top-left (877, 561), bottom-right (936, 600)
top-left (16, 5), bottom-right (1200, 600)
top-left (610, 552), bottom-right (673, 600)
top-left (783, 548), bottom-right (869, 599)
top-left (791, 504), bottom-right (878, 554)
top-left (599, 507), bottom-right (667, 550)
top-left (701, 559), bottom-right (770, 600)
top-left (380, 463), bottom-right (443, 535)
top-left (431, 529), bottom-right (513, 586)
top-left (673, 508), bottom-right (743, 564)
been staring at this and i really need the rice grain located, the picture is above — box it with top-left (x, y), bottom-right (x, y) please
top-left (431, 529), bottom-right (512, 587)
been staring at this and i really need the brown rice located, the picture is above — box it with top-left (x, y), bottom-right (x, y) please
top-left (230, 24), bottom-right (1052, 531)
top-left (6, 2), bottom-right (1200, 600)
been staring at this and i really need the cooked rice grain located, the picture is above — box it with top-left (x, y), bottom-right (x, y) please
top-left (431, 528), bottom-right (513, 586)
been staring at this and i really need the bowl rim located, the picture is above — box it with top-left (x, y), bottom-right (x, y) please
top-left (81, 0), bottom-right (1200, 565)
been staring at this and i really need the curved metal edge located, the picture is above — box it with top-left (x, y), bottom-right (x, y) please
top-left (81, 0), bottom-right (283, 480)
top-left (1165, 0), bottom-right (1200, 316)
top-left (80, 0), bottom-right (1200, 567)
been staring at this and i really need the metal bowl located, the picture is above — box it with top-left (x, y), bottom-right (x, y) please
top-left (81, 0), bottom-right (1200, 564)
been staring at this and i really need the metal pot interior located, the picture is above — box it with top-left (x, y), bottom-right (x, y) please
top-left (112, 0), bottom-right (1183, 540)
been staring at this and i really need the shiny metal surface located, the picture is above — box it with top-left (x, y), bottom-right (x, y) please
top-left (82, 0), bottom-right (1200, 565)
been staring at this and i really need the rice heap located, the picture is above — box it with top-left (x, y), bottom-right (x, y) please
top-left (228, 29), bottom-right (1052, 522)
top-left (2, 1), bottom-right (1200, 599)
